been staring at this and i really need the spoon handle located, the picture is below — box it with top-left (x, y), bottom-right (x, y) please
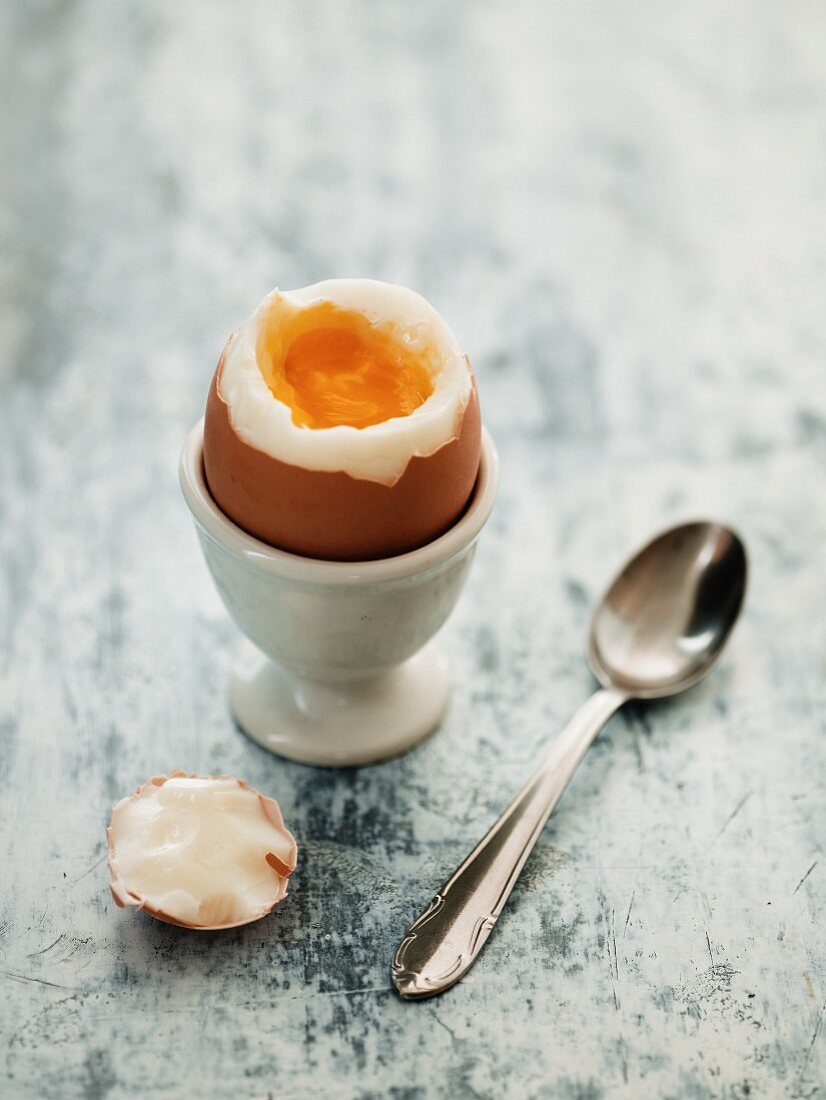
top-left (392, 687), bottom-right (628, 999)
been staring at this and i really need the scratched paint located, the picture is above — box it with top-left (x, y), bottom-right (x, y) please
top-left (1, 1), bottom-right (825, 1097)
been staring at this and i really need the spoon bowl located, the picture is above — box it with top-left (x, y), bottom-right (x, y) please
top-left (587, 521), bottom-right (748, 698)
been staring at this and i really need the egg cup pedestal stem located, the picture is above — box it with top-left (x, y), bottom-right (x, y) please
top-left (180, 420), bottom-right (498, 769)
top-left (229, 640), bottom-right (450, 766)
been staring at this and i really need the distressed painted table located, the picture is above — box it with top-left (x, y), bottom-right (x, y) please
top-left (2, 2), bottom-right (824, 1097)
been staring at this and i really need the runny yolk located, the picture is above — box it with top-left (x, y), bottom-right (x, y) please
top-left (269, 302), bottom-right (434, 430)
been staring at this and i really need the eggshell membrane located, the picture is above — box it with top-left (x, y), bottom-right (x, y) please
top-left (107, 772), bottom-right (298, 931)
top-left (204, 346), bottom-right (482, 561)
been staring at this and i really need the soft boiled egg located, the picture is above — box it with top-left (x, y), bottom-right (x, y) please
top-left (203, 279), bottom-right (482, 560)
top-left (108, 773), bottom-right (297, 930)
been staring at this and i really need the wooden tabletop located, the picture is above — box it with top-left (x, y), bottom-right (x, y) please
top-left (2, 2), bottom-right (824, 1097)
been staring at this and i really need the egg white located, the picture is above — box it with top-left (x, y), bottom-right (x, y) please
top-left (219, 279), bottom-right (473, 485)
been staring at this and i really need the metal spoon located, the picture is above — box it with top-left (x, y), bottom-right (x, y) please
top-left (392, 520), bottom-right (748, 999)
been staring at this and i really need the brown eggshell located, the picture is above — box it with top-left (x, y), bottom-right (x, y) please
top-left (107, 772), bottom-right (298, 932)
top-left (203, 346), bottom-right (482, 561)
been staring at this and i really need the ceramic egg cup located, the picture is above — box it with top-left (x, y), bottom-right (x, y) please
top-left (180, 421), bottom-right (498, 766)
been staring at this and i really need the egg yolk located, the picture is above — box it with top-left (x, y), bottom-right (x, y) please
top-left (268, 303), bottom-right (434, 430)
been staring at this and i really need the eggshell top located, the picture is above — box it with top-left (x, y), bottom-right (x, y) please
top-left (108, 773), bottom-right (297, 930)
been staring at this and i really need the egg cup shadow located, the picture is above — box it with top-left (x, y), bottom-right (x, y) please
top-left (179, 420), bottom-right (499, 766)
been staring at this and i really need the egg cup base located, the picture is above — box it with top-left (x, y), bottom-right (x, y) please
top-left (229, 639), bottom-right (450, 766)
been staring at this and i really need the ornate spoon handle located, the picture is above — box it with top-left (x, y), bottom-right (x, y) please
top-left (392, 687), bottom-right (627, 999)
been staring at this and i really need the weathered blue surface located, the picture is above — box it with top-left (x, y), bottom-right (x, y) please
top-left (1, 2), bottom-right (824, 1097)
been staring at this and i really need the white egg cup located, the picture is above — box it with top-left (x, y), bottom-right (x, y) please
top-left (179, 421), bottom-right (498, 766)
